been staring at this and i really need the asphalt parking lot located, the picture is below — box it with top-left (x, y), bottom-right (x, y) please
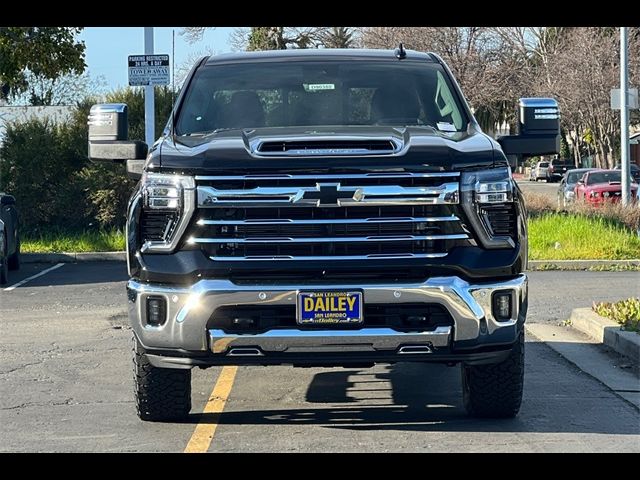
top-left (1, 262), bottom-right (639, 452)
top-left (515, 176), bottom-right (559, 201)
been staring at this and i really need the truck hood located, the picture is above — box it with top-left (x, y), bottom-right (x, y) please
top-left (152, 125), bottom-right (499, 174)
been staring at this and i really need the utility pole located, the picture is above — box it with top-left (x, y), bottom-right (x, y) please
top-left (144, 27), bottom-right (155, 148)
top-left (620, 27), bottom-right (630, 206)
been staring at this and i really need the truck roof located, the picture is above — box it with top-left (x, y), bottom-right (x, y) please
top-left (204, 49), bottom-right (438, 65)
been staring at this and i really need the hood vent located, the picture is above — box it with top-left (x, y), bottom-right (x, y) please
top-left (256, 139), bottom-right (398, 156)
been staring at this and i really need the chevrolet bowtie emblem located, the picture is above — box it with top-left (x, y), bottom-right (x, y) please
top-left (296, 183), bottom-right (362, 206)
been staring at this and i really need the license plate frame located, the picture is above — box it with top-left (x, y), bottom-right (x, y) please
top-left (296, 291), bottom-right (363, 325)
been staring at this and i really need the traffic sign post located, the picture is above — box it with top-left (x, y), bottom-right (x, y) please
top-left (128, 54), bottom-right (170, 87)
top-left (620, 27), bottom-right (630, 206)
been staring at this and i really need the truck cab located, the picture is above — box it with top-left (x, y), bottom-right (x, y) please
top-left (88, 48), bottom-right (560, 421)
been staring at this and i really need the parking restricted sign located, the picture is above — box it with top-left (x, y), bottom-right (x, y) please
top-left (128, 54), bottom-right (170, 86)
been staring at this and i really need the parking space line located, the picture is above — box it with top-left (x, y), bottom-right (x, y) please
top-left (3, 263), bottom-right (65, 292)
top-left (184, 366), bottom-right (238, 453)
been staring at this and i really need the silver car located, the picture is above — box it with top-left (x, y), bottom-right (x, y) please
top-left (530, 161), bottom-right (549, 181)
top-left (557, 168), bottom-right (593, 209)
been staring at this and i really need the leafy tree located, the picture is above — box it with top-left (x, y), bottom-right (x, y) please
top-left (321, 27), bottom-right (355, 48)
top-left (0, 27), bottom-right (86, 102)
top-left (181, 26), bottom-right (356, 51)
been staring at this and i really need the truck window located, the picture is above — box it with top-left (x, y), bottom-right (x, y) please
top-left (176, 61), bottom-right (468, 135)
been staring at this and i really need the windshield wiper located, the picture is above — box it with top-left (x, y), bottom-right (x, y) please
top-left (181, 128), bottom-right (234, 137)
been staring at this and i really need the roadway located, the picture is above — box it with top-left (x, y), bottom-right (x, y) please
top-left (1, 262), bottom-right (638, 452)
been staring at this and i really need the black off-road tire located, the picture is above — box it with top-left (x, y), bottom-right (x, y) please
top-left (8, 236), bottom-right (20, 271)
top-left (133, 336), bottom-right (191, 422)
top-left (462, 330), bottom-right (525, 418)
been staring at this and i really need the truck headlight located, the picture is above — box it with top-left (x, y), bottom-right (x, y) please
top-left (140, 173), bottom-right (196, 253)
top-left (461, 167), bottom-right (517, 249)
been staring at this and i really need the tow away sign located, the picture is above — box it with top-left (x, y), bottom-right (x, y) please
top-left (128, 55), bottom-right (170, 86)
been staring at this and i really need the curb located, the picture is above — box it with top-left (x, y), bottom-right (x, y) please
top-left (528, 259), bottom-right (640, 270)
top-left (22, 252), bottom-right (126, 263)
top-left (569, 307), bottom-right (640, 362)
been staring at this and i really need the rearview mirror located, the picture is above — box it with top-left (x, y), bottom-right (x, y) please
top-left (497, 98), bottom-right (560, 158)
top-left (88, 104), bottom-right (148, 169)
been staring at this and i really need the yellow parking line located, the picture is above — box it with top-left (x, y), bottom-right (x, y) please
top-left (184, 366), bottom-right (238, 453)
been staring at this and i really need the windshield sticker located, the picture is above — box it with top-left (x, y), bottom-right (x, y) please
top-left (304, 83), bottom-right (336, 92)
top-left (436, 122), bottom-right (457, 132)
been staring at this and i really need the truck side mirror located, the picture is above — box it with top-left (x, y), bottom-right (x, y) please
top-left (497, 98), bottom-right (560, 158)
top-left (88, 103), bottom-right (147, 180)
top-left (0, 195), bottom-right (16, 206)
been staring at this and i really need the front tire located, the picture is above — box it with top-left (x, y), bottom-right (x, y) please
top-left (462, 330), bottom-right (525, 418)
top-left (133, 335), bottom-right (191, 422)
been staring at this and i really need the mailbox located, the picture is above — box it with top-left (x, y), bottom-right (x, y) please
top-left (88, 103), bottom-right (128, 141)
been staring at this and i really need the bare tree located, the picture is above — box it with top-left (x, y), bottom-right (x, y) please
top-left (9, 72), bottom-right (106, 106)
top-left (529, 28), bottom-right (640, 168)
top-left (360, 27), bottom-right (523, 131)
top-left (175, 48), bottom-right (215, 85)
top-left (179, 27), bottom-right (212, 44)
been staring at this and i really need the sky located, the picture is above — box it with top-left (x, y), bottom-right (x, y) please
top-left (79, 27), bottom-right (236, 90)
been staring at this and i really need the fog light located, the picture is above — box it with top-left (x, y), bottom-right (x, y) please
top-left (492, 292), bottom-right (512, 321)
top-left (146, 296), bottom-right (167, 326)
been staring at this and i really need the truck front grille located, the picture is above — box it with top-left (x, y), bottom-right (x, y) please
top-left (141, 211), bottom-right (178, 242)
top-left (479, 204), bottom-right (517, 238)
top-left (189, 173), bottom-right (471, 261)
top-left (208, 303), bottom-right (454, 332)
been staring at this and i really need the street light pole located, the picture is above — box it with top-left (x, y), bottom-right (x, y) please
top-left (144, 27), bottom-right (155, 148)
top-left (620, 27), bottom-right (630, 206)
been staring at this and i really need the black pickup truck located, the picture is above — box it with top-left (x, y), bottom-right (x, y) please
top-left (88, 48), bottom-right (560, 421)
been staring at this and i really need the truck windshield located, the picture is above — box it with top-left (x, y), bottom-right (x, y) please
top-left (176, 60), bottom-right (468, 135)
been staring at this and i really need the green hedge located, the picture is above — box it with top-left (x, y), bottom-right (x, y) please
top-left (0, 87), bottom-right (174, 234)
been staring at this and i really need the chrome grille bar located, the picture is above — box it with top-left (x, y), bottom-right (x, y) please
top-left (189, 233), bottom-right (469, 245)
top-left (209, 253), bottom-right (449, 261)
top-left (196, 172), bottom-right (461, 181)
top-left (197, 183), bottom-right (459, 207)
top-left (196, 216), bottom-right (460, 226)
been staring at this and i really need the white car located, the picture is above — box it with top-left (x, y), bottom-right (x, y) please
top-left (530, 161), bottom-right (549, 181)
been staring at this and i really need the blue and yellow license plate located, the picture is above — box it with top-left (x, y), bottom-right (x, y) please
top-left (297, 291), bottom-right (363, 325)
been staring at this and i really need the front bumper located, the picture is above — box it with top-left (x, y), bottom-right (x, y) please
top-left (127, 274), bottom-right (527, 365)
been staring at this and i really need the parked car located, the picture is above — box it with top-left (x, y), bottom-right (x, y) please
top-left (529, 161), bottom-right (549, 181)
top-left (0, 193), bottom-right (21, 284)
top-left (546, 158), bottom-right (574, 183)
top-left (574, 170), bottom-right (638, 205)
top-left (557, 168), bottom-right (594, 209)
top-left (613, 163), bottom-right (640, 184)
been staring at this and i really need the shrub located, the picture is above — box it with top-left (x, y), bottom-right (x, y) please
top-left (0, 119), bottom-right (89, 233)
top-left (0, 87), bottom-right (175, 233)
top-left (593, 298), bottom-right (640, 333)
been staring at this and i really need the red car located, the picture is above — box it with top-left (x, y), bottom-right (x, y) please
top-left (574, 169), bottom-right (638, 205)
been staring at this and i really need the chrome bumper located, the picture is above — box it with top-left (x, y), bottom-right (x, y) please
top-left (127, 274), bottom-right (527, 356)
top-left (209, 326), bottom-right (451, 354)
